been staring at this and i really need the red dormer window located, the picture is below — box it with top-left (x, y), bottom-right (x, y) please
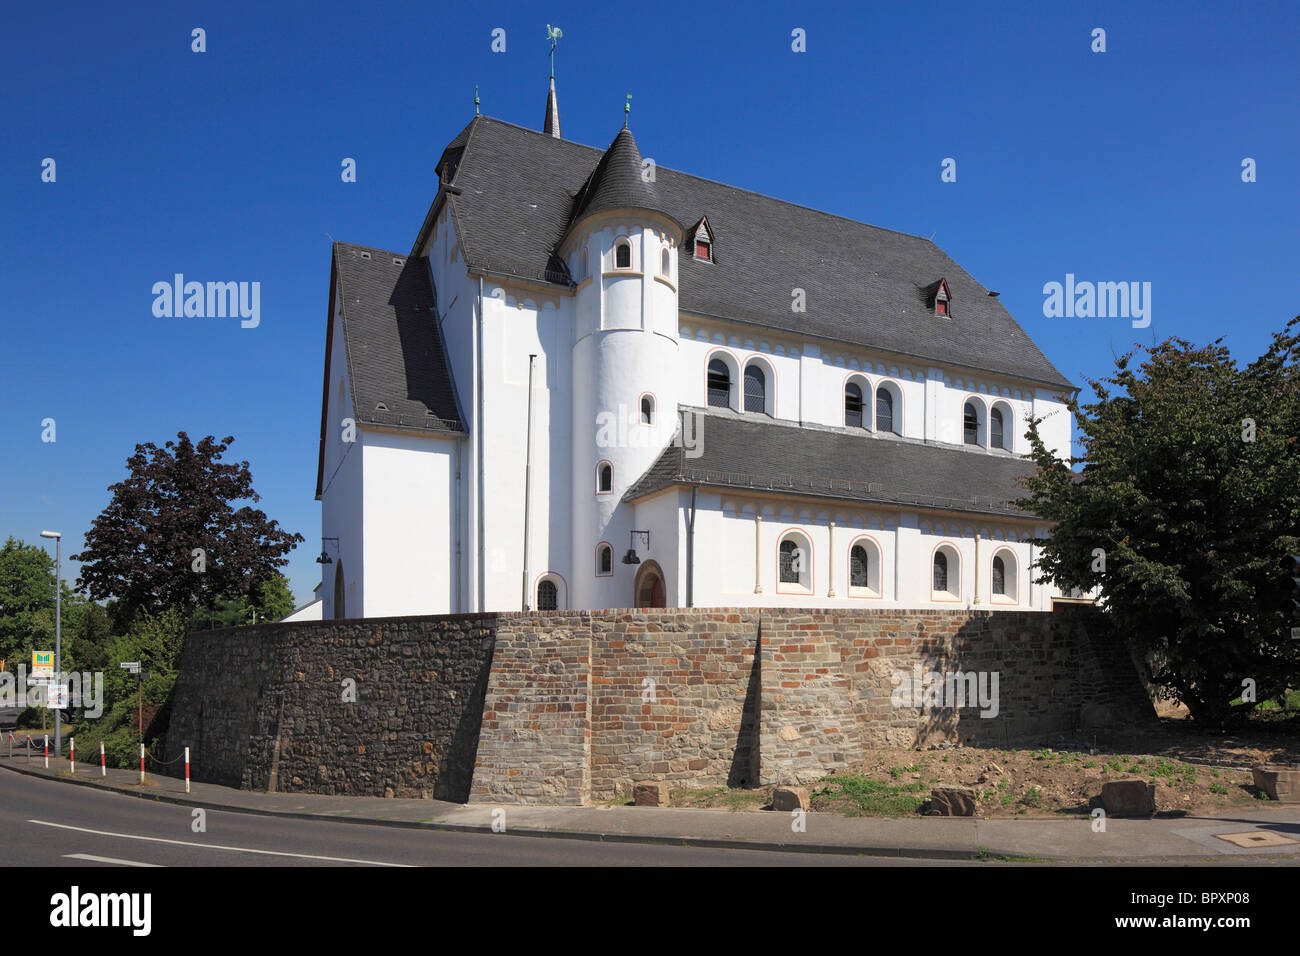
top-left (932, 278), bottom-right (952, 316)
top-left (691, 217), bottom-right (713, 262)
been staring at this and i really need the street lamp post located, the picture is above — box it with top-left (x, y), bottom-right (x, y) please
top-left (40, 531), bottom-right (61, 757)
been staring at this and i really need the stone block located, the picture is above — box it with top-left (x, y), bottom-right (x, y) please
top-left (1099, 779), bottom-right (1156, 816)
top-left (1252, 765), bottom-right (1300, 803)
top-left (633, 781), bottom-right (670, 807)
top-left (926, 786), bottom-right (977, 816)
top-left (771, 786), bottom-right (810, 811)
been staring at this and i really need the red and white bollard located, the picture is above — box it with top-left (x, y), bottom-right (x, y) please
top-left (69, 737), bottom-right (75, 774)
top-left (100, 740), bottom-right (106, 777)
top-left (139, 743), bottom-right (145, 784)
top-left (184, 746), bottom-right (190, 793)
top-left (44, 735), bottom-right (49, 769)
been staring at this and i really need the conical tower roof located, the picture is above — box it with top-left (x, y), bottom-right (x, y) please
top-left (565, 127), bottom-right (681, 237)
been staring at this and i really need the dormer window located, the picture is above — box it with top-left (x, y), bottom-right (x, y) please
top-left (929, 278), bottom-right (952, 316)
top-left (690, 217), bottom-right (713, 262)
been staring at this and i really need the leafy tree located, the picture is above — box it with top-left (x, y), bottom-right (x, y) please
top-left (256, 573), bottom-right (296, 621)
top-left (0, 537), bottom-right (55, 667)
top-left (1018, 318), bottom-right (1300, 725)
top-left (72, 433), bottom-right (304, 627)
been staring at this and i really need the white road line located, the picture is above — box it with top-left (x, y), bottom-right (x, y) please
top-left (64, 853), bottom-right (163, 868)
top-left (30, 820), bottom-right (413, 867)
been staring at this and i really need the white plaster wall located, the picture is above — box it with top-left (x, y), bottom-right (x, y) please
top-left (360, 430), bottom-right (457, 616)
top-left (320, 287), bottom-right (365, 619)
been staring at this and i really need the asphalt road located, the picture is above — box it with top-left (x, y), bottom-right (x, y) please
top-left (0, 769), bottom-right (956, 867)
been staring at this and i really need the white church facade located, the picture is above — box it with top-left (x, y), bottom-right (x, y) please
top-left (315, 83), bottom-right (1078, 618)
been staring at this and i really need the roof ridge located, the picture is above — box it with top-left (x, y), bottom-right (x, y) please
top-left (469, 115), bottom-right (934, 245)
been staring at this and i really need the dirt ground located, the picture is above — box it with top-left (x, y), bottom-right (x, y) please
top-left (670, 718), bottom-right (1300, 818)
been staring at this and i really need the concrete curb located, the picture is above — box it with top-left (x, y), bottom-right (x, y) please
top-left (0, 758), bottom-right (1019, 862)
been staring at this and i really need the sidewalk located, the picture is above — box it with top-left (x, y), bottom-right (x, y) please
top-left (2, 750), bottom-right (1298, 862)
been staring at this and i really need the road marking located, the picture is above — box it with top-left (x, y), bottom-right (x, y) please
top-left (30, 820), bottom-right (412, 867)
top-left (64, 853), bottom-right (163, 867)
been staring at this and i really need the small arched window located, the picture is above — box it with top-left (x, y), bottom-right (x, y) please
top-left (597, 544), bottom-right (613, 576)
top-left (537, 579), bottom-right (558, 610)
top-left (850, 545), bottom-right (870, 588)
top-left (779, 538), bottom-right (807, 586)
top-left (933, 551), bottom-right (948, 592)
top-left (614, 240), bottom-right (631, 269)
top-left (597, 461), bottom-right (613, 494)
top-left (743, 364), bottom-right (766, 414)
top-left (707, 359), bottom-right (731, 407)
top-left (640, 395), bottom-right (655, 425)
top-left (990, 407), bottom-right (1004, 449)
top-left (660, 247), bottom-right (670, 276)
top-left (992, 555), bottom-right (1006, 595)
top-left (845, 383), bottom-right (863, 428)
top-left (876, 389), bottom-right (895, 434)
top-left (964, 403), bottom-right (980, 445)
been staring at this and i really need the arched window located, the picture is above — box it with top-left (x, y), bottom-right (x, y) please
top-left (850, 545), bottom-right (870, 587)
top-left (744, 364), bottom-right (766, 414)
top-left (991, 548), bottom-right (1018, 602)
top-left (660, 247), bottom-right (670, 276)
top-left (990, 407), bottom-right (1004, 449)
top-left (597, 544), bottom-right (613, 576)
top-left (707, 359), bottom-right (731, 408)
top-left (844, 382), bottom-right (863, 428)
top-left (779, 539), bottom-right (804, 585)
top-left (964, 403), bottom-right (979, 445)
top-left (875, 389), bottom-right (894, 434)
top-left (597, 461), bottom-right (613, 494)
top-left (614, 240), bottom-right (631, 269)
top-left (537, 579), bottom-right (558, 610)
top-left (933, 551), bottom-right (948, 592)
top-left (640, 395), bottom-right (655, 425)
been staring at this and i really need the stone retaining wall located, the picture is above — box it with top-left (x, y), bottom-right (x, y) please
top-left (166, 605), bottom-right (1153, 804)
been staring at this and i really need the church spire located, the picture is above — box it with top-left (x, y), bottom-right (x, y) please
top-left (544, 25), bottom-right (562, 138)
top-left (544, 76), bottom-right (561, 138)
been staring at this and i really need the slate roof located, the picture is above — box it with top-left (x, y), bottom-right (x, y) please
top-left (427, 116), bottom-right (1073, 390)
top-left (564, 127), bottom-right (680, 239)
top-left (326, 241), bottom-right (463, 437)
top-left (624, 408), bottom-right (1040, 519)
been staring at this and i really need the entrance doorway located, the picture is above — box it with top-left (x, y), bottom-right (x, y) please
top-left (633, 560), bottom-right (666, 608)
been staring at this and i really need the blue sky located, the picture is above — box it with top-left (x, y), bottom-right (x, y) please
top-left (2, 1), bottom-right (1296, 605)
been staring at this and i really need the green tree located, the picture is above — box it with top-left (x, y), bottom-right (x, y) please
top-left (72, 433), bottom-right (304, 628)
top-left (1018, 318), bottom-right (1300, 724)
top-left (0, 537), bottom-right (55, 667)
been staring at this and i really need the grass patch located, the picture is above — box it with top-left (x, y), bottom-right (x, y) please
top-left (814, 775), bottom-right (928, 817)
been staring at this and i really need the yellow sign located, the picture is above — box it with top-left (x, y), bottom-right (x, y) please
top-left (32, 651), bottom-right (53, 675)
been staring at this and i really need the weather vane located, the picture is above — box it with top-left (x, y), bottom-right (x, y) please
top-left (474, 84), bottom-right (480, 115)
top-left (624, 94), bottom-right (632, 127)
top-left (546, 24), bottom-right (562, 78)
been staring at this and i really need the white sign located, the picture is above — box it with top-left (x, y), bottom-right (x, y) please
top-left (32, 651), bottom-right (54, 676)
top-left (46, 684), bottom-right (69, 709)
top-left (120, 661), bottom-right (141, 674)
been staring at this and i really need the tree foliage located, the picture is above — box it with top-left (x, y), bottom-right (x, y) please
top-left (1018, 318), bottom-right (1300, 724)
top-left (72, 433), bottom-right (303, 627)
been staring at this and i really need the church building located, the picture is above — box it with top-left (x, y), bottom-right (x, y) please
top-left (314, 78), bottom-right (1077, 618)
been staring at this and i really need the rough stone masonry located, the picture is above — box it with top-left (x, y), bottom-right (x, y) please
top-left (164, 606), bottom-right (1154, 805)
